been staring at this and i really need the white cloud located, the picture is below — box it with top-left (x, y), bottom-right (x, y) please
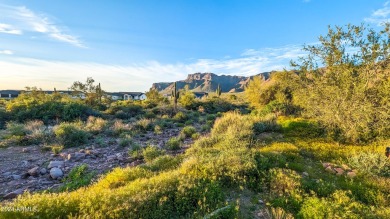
top-left (0, 50), bottom-right (13, 55)
top-left (0, 23), bottom-right (22, 34)
top-left (364, 1), bottom-right (390, 25)
top-left (0, 4), bottom-right (84, 47)
top-left (0, 45), bottom-right (305, 91)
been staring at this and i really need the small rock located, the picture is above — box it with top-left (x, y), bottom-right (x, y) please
top-left (302, 172), bottom-right (309, 177)
top-left (107, 155), bottom-right (117, 162)
top-left (48, 161), bottom-right (65, 169)
top-left (59, 153), bottom-right (68, 159)
top-left (3, 189), bottom-right (24, 199)
top-left (11, 174), bottom-right (22, 180)
top-left (50, 168), bottom-right (63, 179)
top-left (39, 168), bottom-right (47, 175)
top-left (21, 160), bottom-right (29, 167)
top-left (334, 168), bottom-right (344, 176)
top-left (28, 166), bottom-right (40, 176)
top-left (7, 180), bottom-right (23, 186)
top-left (325, 166), bottom-right (335, 173)
top-left (347, 171), bottom-right (357, 178)
top-left (128, 160), bottom-right (143, 167)
top-left (341, 164), bottom-right (350, 170)
top-left (27, 176), bottom-right (35, 180)
top-left (22, 148), bottom-right (30, 153)
top-left (2, 172), bottom-right (12, 177)
top-left (74, 152), bottom-right (86, 161)
top-left (258, 199), bottom-right (264, 204)
top-left (322, 162), bottom-right (331, 168)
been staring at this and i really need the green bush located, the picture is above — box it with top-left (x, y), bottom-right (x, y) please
top-left (181, 126), bottom-right (196, 138)
top-left (142, 146), bottom-right (164, 163)
top-left (54, 122), bottom-right (89, 148)
top-left (58, 164), bottom-right (95, 192)
top-left (144, 155), bottom-right (182, 172)
top-left (347, 152), bottom-right (390, 177)
top-left (173, 111), bottom-right (188, 122)
top-left (166, 137), bottom-right (181, 150)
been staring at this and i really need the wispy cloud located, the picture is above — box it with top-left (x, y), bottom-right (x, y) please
top-left (0, 4), bottom-right (85, 47)
top-left (0, 23), bottom-right (22, 34)
top-left (0, 50), bottom-right (13, 55)
top-left (364, 1), bottom-right (390, 25)
top-left (0, 45), bottom-right (305, 91)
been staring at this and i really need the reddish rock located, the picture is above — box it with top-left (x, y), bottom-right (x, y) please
top-left (334, 168), bottom-right (344, 176)
top-left (325, 166), bottom-right (335, 173)
top-left (347, 171), bottom-right (357, 178)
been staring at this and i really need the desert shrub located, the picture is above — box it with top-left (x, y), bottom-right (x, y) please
top-left (181, 126), bottom-right (196, 138)
top-left (134, 118), bottom-right (154, 132)
top-left (173, 111), bottom-right (188, 122)
top-left (106, 101), bottom-right (144, 119)
top-left (179, 90), bottom-right (197, 109)
top-left (278, 117), bottom-right (325, 138)
top-left (347, 152), bottom-right (390, 177)
top-left (166, 137), bottom-right (181, 150)
top-left (144, 155), bottom-right (182, 172)
top-left (50, 144), bottom-right (64, 155)
top-left (119, 135), bottom-right (133, 147)
top-left (0, 108), bottom-right (9, 129)
top-left (92, 166), bottom-right (153, 190)
top-left (54, 122), bottom-right (88, 148)
top-left (154, 125), bottom-right (163, 134)
top-left (142, 146), bottom-right (165, 163)
top-left (269, 168), bottom-right (302, 197)
top-left (58, 164), bottom-right (95, 192)
top-left (128, 144), bottom-right (142, 159)
top-left (85, 116), bottom-right (107, 134)
top-left (298, 190), bottom-right (375, 219)
top-left (6, 122), bottom-right (27, 136)
top-left (110, 120), bottom-right (131, 136)
top-left (253, 115), bottom-right (281, 134)
top-left (191, 133), bottom-right (200, 140)
top-left (62, 102), bottom-right (96, 121)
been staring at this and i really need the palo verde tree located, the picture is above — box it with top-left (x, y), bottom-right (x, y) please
top-left (70, 77), bottom-right (105, 106)
top-left (292, 23), bottom-right (390, 143)
top-left (245, 72), bottom-right (298, 115)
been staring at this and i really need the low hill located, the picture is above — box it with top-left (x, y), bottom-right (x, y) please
top-left (151, 72), bottom-right (270, 94)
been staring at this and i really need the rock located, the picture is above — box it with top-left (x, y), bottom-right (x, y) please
top-left (258, 199), bottom-right (264, 204)
top-left (347, 171), bottom-right (357, 178)
top-left (341, 164), bottom-right (350, 170)
top-left (50, 168), bottom-right (63, 179)
top-left (325, 166), bottom-right (335, 173)
top-left (27, 176), bottom-right (35, 180)
top-left (11, 174), bottom-right (22, 180)
top-left (322, 162), bottom-right (331, 168)
top-left (22, 148), bottom-right (30, 153)
top-left (107, 155), bottom-right (117, 162)
top-left (7, 180), bottom-right (23, 186)
top-left (21, 160), bottom-right (29, 167)
top-left (28, 166), bottom-right (40, 176)
top-left (39, 168), bottom-right (47, 175)
top-left (302, 172), bottom-right (309, 177)
top-left (59, 153), bottom-right (68, 159)
top-left (3, 189), bottom-right (24, 199)
top-left (128, 160), bottom-right (143, 167)
top-left (334, 168), bottom-right (344, 176)
top-left (74, 152), bottom-right (86, 161)
top-left (2, 172), bottom-right (12, 177)
top-left (21, 172), bottom-right (30, 179)
top-left (48, 161), bottom-right (65, 169)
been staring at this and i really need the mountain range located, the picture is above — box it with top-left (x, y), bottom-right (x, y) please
top-left (151, 72), bottom-right (271, 94)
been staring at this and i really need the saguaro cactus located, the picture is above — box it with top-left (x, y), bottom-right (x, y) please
top-left (216, 84), bottom-right (222, 97)
top-left (172, 82), bottom-right (180, 111)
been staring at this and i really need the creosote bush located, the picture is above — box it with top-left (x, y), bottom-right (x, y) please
top-left (54, 122), bottom-right (89, 148)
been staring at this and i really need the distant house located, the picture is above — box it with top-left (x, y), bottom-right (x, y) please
top-left (122, 92), bottom-right (147, 100)
top-left (193, 92), bottom-right (208, 99)
top-left (0, 90), bottom-right (21, 99)
top-left (107, 92), bottom-right (147, 101)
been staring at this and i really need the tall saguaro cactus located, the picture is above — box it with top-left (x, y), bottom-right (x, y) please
top-left (172, 82), bottom-right (180, 111)
top-left (216, 84), bottom-right (222, 97)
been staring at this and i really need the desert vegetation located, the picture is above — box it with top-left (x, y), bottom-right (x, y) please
top-left (0, 24), bottom-right (389, 218)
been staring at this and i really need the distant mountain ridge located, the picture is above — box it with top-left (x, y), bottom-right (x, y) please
top-left (151, 72), bottom-right (270, 94)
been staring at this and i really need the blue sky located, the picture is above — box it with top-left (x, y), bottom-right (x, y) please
top-left (0, 0), bottom-right (389, 91)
